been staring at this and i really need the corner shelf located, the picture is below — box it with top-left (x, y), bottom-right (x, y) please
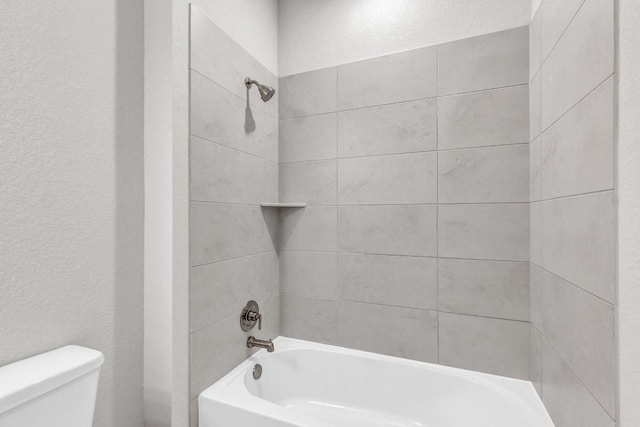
top-left (260, 202), bottom-right (307, 208)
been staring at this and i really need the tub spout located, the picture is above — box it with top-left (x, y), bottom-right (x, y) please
top-left (247, 336), bottom-right (274, 352)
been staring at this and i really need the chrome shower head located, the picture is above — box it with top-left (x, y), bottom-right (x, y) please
top-left (244, 77), bottom-right (276, 102)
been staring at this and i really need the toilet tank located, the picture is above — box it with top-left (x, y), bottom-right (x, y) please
top-left (0, 345), bottom-right (104, 427)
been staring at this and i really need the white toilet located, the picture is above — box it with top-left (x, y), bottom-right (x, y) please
top-left (0, 345), bottom-right (104, 427)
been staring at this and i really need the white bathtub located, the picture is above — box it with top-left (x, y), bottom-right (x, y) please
top-left (199, 337), bottom-right (554, 427)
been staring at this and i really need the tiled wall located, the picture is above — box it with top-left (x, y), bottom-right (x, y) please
top-left (529, 0), bottom-right (616, 426)
top-left (278, 27), bottom-right (532, 379)
top-left (188, 8), bottom-right (280, 425)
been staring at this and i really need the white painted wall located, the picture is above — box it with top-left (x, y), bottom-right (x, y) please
top-left (0, 1), bottom-right (144, 426)
top-left (278, 0), bottom-right (531, 76)
top-left (617, 1), bottom-right (640, 425)
top-left (193, 0), bottom-right (279, 74)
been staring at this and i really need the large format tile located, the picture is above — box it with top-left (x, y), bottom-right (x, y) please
top-left (530, 202), bottom-right (542, 265)
top-left (438, 145), bottom-right (529, 203)
top-left (439, 312), bottom-right (530, 379)
top-left (338, 152), bottom-right (437, 205)
top-left (529, 264), bottom-right (544, 330)
top-left (540, 77), bottom-right (614, 200)
top-left (530, 326), bottom-right (543, 396)
top-left (280, 251), bottom-right (338, 299)
top-left (439, 27), bottom-right (529, 95)
top-left (438, 204), bottom-right (529, 261)
top-left (438, 85), bottom-right (529, 150)
top-left (530, 72), bottom-right (541, 141)
top-left (336, 301), bottom-right (438, 362)
top-left (279, 206), bottom-right (337, 252)
top-left (279, 67), bottom-right (337, 119)
top-left (190, 203), bottom-right (277, 266)
top-left (540, 0), bottom-right (614, 129)
top-left (337, 47), bottom-right (437, 110)
top-left (190, 7), bottom-right (278, 117)
top-left (190, 70), bottom-right (278, 161)
top-left (280, 294), bottom-right (338, 345)
top-left (541, 339), bottom-right (615, 427)
top-left (540, 191), bottom-right (615, 302)
top-left (438, 259), bottom-right (529, 321)
top-left (338, 254), bottom-right (437, 310)
top-left (338, 205), bottom-right (437, 257)
top-left (190, 252), bottom-right (278, 332)
top-left (190, 299), bottom-right (279, 400)
top-left (540, 0), bottom-right (586, 61)
top-left (539, 269), bottom-right (616, 416)
top-left (190, 136), bottom-right (275, 204)
top-left (530, 139), bottom-right (541, 202)
top-left (279, 114), bottom-right (337, 162)
top-left (279, 160), bottom-right (337, 206)
top-left (337, 99), bottom-right (437, 158)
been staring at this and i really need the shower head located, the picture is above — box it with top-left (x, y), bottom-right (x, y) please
top-left (244, 77), bottom-right (276, 102)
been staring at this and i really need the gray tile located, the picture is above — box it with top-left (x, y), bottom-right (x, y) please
top-left (530, 326), bottom-right (543, 396)
top-left (190, 70), bottom-right (278, 161)
top-left (279, 206), bottom-right (337, 252)
top-left (539, 269), bottom-right (616, 416)
top-left (337, 47), bottom-right (437, 110)
top-left (336, 301), bottom-right (438, 362)
top-left (530, 72), bottom-right (541, 141)
top-left (438, 204), bottom-right (529, 261)
top-left (530, 139), bottom-right (541, 202)
top-left (540, 0), bottom-right (586, 61)
top-left (280, 251), bottom-right (338, 299)
top-left (439, 312), bottom-right (530, 379)
top-left (190, 7), bottom-right (278, 117)
top-left (438, 259), bottom-right (529, 321)
top-left (337, 99), bottom-right (437, 158)
top-left (279, 68), bottom-right (337, 119)
top-left (190, 398), bottom-right (198, 427)
top-left (540, 191), bottom-right (615, 302)
top-left (338, 152), bottom-right (437, 205)
top-left (438, 145), bottom-right (529, 203)
top-left (530, 8), bottom-right (542, 80)
top-left (540, 0), bottom-right (614, 129)
top-left (439, 27), bottom-right (529, 95)
top-left (280, 294), bottom-right (338, 345)
top-left (190, 203), bottom-right (277, 266)
top-left (190, 314), bottom-right (252, 398)
top-left (540, 77), bottom-right (614, 200)
top-left (530, 202), bottom-right (542, 265)
top-left (279, 114), bottom-right (337, 162)
top-left (190, 252), bottom-right (278, 332)
top-left (541, 339), bottom-right (615, 427)
top-left (338, 205), bottom-right (437, 257)
top-left (438, 85), bottom-right (529, 150)
top-left (279, 160), bottom-right (337, 206)
top-left (530, 264), bottom-right (544, 330)
top-left (338, 254), bottom-right (437, 310)
top-left (190, 136), bottom-right (275, 204)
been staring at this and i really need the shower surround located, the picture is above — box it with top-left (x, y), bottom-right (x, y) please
top-left (278, 27), bottom-right (531, 380)
top-left (186, 4), bottom-right (617, 426)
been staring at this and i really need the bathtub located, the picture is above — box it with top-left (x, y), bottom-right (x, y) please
top-left (199, 337), bottom-right (554, 427)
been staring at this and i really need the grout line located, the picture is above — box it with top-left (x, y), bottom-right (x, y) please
top-left (279, 83), bottom-right (528, 121)
top-left (190, 133), bottom-right (278, 164)
top-left (190, 68), bottom-right (278, 120)
top-left (190, 250), bottom-right (276, 269)
top-left (536, 188), bottom-right (615, 204)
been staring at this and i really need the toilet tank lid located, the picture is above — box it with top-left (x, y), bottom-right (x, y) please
top-left (0, 345), bottom-right (104, 415)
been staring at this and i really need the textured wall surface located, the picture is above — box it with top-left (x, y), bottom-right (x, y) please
top-left (529, 0), bottom-right (617, 425)
top-left (0, 0), bottom-right (144, 426)
top-left (617, 0), bottom-right (640, 425)
top-left (187, 8), bottom-right (280, 426)
top-left (278, 0), bottom-right (531, 76)
top-left (278, 27), bottom-right (531, 379)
